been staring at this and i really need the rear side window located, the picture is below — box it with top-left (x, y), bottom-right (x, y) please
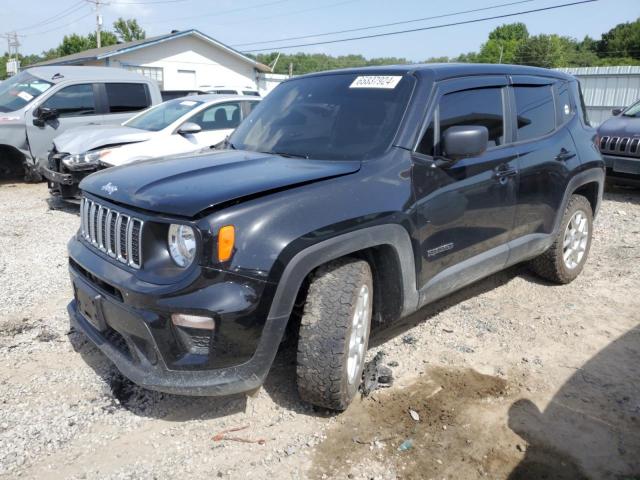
top-left (43, 84), bottom-right (96, 117)
top-left (242, 91), bottom-right (260, 97)
top-left (105, 83), bottom-right (150, 113)
top-left (513, 85), bottom-right (555, 142)
top-left (417, 87), bottom-right (504, 156)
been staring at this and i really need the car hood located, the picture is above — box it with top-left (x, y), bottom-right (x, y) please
top-left (597, 115), bottom-right (640, 137)
top-left (54, 125), bottom-right (156, 154)
top-left (80, 150), bottom-right (361, 217)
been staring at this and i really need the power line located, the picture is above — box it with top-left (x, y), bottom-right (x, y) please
top-left (232, 0), bottom-right (536, 48)
top-left (110, 0), bottom-right (188, 4)
top-left (24, 10), bottom-right (94, 36)
top-left (14, 1), bottom-right (87, 32)
top-left (143, 0), bottom-right (293, 24)
top-left (209, 0), bottom-right (359, 28)
top-left (242, 0), bottom-right (599, 53)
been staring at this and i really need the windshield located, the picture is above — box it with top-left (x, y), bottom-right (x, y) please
top-left (229, 73), bottom-right (414, 160)
top-left (623, 101), bottom-right (640, 117)
top-left (125, 98), bottom-right (203, 131)
top-left (0, 71), bottom-right (52, 113)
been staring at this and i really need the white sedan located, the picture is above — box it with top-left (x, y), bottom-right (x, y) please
top-left (53, 94), bottom-right (260, 169)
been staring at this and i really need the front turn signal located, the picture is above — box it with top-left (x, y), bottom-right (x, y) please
top-left (217, 225), bottom-right (235, 262)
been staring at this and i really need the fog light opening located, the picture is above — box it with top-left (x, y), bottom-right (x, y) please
top-left (171, 314), bottom-right (215, 331)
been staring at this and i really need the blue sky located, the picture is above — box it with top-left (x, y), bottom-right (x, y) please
top-left (3, 0), bottom-right (639, 60)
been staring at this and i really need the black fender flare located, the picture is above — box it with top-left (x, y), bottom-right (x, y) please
top-left (553, 167), bottom-right (605, 235)
top-left (266, 224), bottom-right (419, 322)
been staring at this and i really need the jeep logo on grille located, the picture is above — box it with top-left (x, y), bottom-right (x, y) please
top-left (101, 182), bottom-right (118, 195)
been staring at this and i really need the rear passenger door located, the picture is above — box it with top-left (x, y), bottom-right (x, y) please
top-left (99, 82), bottom-right (152, 126)
top-left (412, 76), bottom-right (519, 289)
top-left (509, 76), bottom-right (580, 242)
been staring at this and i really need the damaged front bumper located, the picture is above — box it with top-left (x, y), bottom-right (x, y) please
top-left (67, 235), bottom-right (288, 396)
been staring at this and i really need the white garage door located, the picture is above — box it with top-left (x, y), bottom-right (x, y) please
top-left (177, 69), bottom-right (197, 89)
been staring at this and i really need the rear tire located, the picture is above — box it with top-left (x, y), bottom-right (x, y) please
top-left (296, 258), bottom-right (373, 410)
top-left (530, 195), bottom-right (593, 284)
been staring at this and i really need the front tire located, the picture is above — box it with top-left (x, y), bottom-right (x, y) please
top-left (530, 194), bottom-right (593, 284)
top-left (296, 258), bottom-right (373, 410)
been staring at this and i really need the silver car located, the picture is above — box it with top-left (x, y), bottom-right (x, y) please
top-left (0, 66), bottom-right (161, 181)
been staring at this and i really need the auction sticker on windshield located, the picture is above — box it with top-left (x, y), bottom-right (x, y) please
top-left (350, 76), bottom-right (403, 89)
top-left (17, 91), bottom-right (34, 102)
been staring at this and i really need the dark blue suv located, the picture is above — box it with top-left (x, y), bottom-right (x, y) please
top-left (598, 99), bottom-right (640, 185)
top-left (67, 64), bottom-right (604, 410)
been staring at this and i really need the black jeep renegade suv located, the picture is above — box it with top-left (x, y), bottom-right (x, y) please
top-left (68, 64), bottom-right (604, 410)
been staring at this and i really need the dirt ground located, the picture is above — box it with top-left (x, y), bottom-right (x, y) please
top-left (0, 181), bottom-right (639, 480)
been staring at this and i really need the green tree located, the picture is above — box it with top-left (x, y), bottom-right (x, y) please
top-left (477, 23), bottom-right (529, 63)
top-left (113, 18), bottom-right (146, 42)
top-left (598, 18), bottom-right (640, 60)
top-left (87, 31), bottom-right (118, 48)
top-left (515, 34), bottom-right (573, 68)
top-left (57, 34), bottom-right (93, 56)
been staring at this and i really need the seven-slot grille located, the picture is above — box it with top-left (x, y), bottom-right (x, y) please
top-left (599, 135), bottom-right (640, 158)
top-left (79, 197), bottom-right (144, 269)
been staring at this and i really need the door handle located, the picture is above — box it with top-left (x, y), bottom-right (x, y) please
top-left (494, 168), bottom-right (517, 179)
top-left (555, 148), bottom-right (576, 162)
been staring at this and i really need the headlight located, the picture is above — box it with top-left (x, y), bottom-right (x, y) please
top-left (168, 224), bottom-right (196, 268)
top-left (62, 149), bottom-right (113, 171)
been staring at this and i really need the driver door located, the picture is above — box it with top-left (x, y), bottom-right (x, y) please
top-left (26, 83), bottom-right (103, 162)
top-left (412, 76), bottom-right (519, 291)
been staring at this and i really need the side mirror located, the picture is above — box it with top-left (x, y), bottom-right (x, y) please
top-left (442, 125), bottom-right (488, 160)
top-left (177, 122), bottom-right (202, 135)
top-left (612, 108), bottom-right (623, 116)
top-left (35, 106), bottom-right (59, 121)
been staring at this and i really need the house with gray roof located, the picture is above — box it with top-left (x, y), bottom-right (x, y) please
top-left (33, 29), bottom-right (271, 93)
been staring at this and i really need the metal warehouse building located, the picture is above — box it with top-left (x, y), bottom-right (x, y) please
top-left (557, 66), bottom-right (640, 126)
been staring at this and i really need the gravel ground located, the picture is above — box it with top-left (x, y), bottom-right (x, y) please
top-left (0, 182), bottom-right (639, 479)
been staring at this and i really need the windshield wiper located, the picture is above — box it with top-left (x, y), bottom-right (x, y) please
top-left (260, 150), bottom-right (309, 159)
top-left (216, 137), bottom-right (238, 150)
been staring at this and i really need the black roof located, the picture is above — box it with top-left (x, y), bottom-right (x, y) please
top-left (298, 63), bottom-right (574, 82)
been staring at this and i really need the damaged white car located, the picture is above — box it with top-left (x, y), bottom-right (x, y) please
top-left (39, 94), bottom-right (259, 199)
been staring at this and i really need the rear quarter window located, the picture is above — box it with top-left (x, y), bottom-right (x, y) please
top-left (513, 85), bottom-right (555, 142)
top-left (105, 83), bottom-right (150, 113)
top-left (557, 81), bottom-right (575, 126)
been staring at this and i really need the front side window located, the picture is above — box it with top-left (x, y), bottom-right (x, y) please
top-left (105, 83), bottom-right (150, 113)
top-left (513, 85), bottom-right (555, 142)
top-left (189, 102), bottom-right (241, 131)
top-left (43, 83), bottom-right (96, 117)
top-left (418, 87), bottom-right (504, 156)
top-left (0, 71), bottom-right (52, 113)
top-left (230, 73), bottom-right (414, 160)
top-left (125, 98), bottom-right (203, 131)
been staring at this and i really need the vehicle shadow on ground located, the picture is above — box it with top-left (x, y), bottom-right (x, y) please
top-left (260, 262), bottom-right (553, 416)
top-left (369, 263), bottom-right (546, 349)
top-left (604, 183), bottom-right (640, 205)
top-left (507, 323), bottom-right (640, 479)
top-left (46, 196), bottom-right (80, 215)
top-left (68, 328), bottom-right (248, 422)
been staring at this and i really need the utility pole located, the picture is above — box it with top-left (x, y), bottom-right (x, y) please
top-left (3, 32), bottom-right (21, 76)
top-left (86, 0), bottom-right (107, 48)
top-left (498, 45), bottom-right (504, 64)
